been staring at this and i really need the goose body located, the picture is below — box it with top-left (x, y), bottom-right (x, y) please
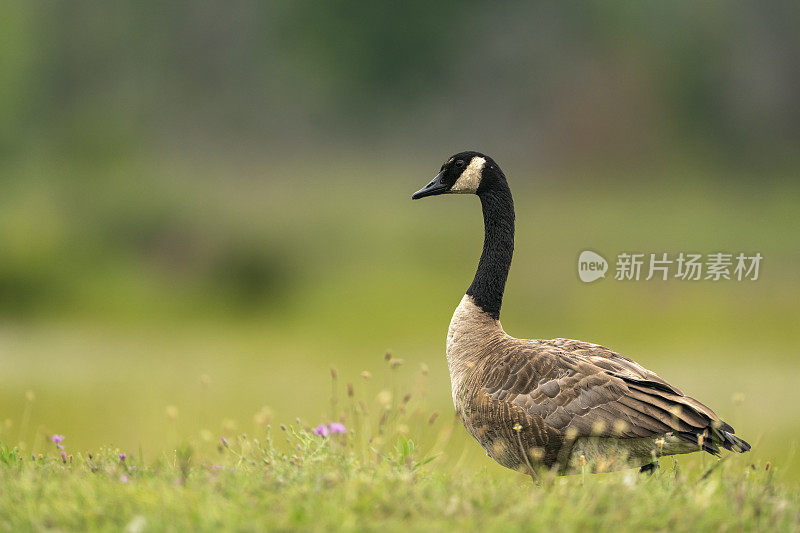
top-left (413, 151), bottom-right (750, 476)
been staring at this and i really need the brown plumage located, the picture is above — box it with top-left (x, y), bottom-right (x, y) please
top-left (413, 151), bottom-right (750, 477)
top-left (448, 295), bottom-right (749, 475)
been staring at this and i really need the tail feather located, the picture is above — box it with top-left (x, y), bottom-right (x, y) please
top-left (719, 430), bottom-right (751, 453)
top-left (677, 431), bottom-right (721, 455)
top-left (677, 426), bottom-right (751, 456)
top-left (618, 375), bottom-right (751, 455)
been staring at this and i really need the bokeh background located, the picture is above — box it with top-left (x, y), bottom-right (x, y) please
top-left (2, 2), bottom-right (798, 478)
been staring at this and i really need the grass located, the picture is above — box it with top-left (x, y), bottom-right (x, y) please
top-left (1, 438), bottom-right (798, 532)
top-left (3, 322), bottom-right (798, 479)
top-left (1, 365), bottom-right (799, 532)
top-left (0, 424), bottom-right (797, 531)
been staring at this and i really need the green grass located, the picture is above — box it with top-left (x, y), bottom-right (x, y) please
top-left (2, 364), bottom-right (799, 532)
top-left (1, 413), bottom-right (798, 531)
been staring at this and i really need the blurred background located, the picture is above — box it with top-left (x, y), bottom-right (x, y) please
top-left (1, 2), bottom-right (798, 478)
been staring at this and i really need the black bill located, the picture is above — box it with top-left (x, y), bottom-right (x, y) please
top-left (411, 171), bottom-right (448, 199)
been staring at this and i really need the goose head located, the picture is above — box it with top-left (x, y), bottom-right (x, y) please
top-left (411, 151), bottom-right (505, 200)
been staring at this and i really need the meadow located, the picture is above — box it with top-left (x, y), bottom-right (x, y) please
top-left (1, 358), bottom-right (798, 531)
top-left (1, 155), bottom-right (799, 530)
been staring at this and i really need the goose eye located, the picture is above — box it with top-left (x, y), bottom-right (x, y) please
top-left (455, 160), bottom-right (465, 169)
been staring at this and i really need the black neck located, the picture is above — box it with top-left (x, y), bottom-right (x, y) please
top-left (466, 182), bottom-right (515, 320)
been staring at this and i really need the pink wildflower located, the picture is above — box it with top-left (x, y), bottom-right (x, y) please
top-left (329, 423), bottom-right (346, 434)
top-left (313, 424), bottom-right (330, 437)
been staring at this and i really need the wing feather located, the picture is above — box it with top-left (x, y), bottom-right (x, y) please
top-left (485, 338), bottom-right (744, 450)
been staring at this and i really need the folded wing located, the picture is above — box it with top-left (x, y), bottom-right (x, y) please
top-left (486, 338), bottom-right (750, 455)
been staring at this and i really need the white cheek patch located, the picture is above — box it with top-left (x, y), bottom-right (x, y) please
top-left (450, 157), bottom-right (486, 194)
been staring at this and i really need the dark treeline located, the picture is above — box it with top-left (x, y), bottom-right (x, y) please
top-left (2, 1), bottom-right (799, 168)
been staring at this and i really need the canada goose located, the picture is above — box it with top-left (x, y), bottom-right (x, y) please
top-left (412, 151), bottom-right (750, 477)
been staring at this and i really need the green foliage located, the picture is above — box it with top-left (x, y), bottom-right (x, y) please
top-left (376, 436), bottom-right (436, 473)
top-left (2, 365), bottom-right (798, 531)
top-left (0, 436), bottom-right (797, 531)
top-left (0, 442), bottom-right (21, 467)
top-left (3, 3), bottom-right (800, 159)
